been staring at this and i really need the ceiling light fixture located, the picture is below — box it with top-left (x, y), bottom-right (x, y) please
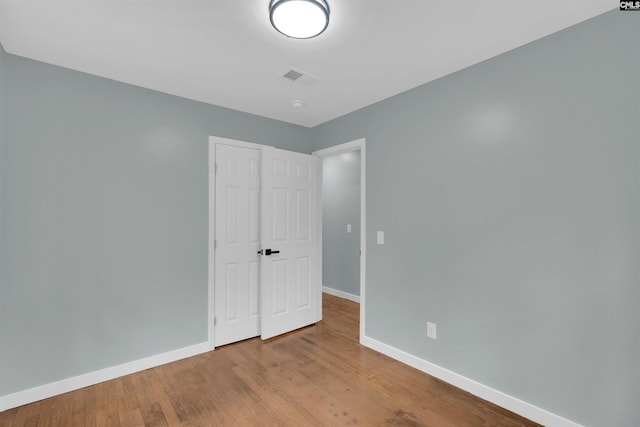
top-left (269, 0), bottom-right (330, 39)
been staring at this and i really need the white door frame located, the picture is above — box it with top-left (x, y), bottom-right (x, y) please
top-left (312, 138), bottom-right (366, 343)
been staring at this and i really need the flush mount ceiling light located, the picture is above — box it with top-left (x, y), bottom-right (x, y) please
top-left (269, 0), bottom-right (330, 39)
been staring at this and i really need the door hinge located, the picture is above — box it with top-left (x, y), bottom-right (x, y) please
top-left (214, 316), bottom-right (217, 326)
top-left (215, 162), bottom-right (218, 173)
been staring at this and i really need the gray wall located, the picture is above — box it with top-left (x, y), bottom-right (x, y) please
top-left (0, 53), bottom-right (311, 395)
top-left (322, 152), bottom-right (360, 296)
top-left (311, 11), bottom-right (639, 427)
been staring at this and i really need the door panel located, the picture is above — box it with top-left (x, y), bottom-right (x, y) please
top-left (272, 259), bottom-right (289, 314)
top-left (214, 144), bottom-right (261, 346)
top-left (296, 256), bottom-right (311, 308)
top-left (260, 147), bottom-right (320, 340)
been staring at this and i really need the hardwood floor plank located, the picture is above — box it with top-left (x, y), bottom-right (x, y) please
top-left (0, 294), bottom-right (541, 426)
top-left (82, 384), bottom-right (98, 427)
top-left (0, 407), bottom-right (16, 427)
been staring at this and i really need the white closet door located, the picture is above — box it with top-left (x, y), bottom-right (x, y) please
top-left (259, 146), bottom-right (320, 340)
top-left (214, 143), bottom-right (261, 346)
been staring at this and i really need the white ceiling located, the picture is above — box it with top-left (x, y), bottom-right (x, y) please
top-left (0, 0), bottom-right (615, 128)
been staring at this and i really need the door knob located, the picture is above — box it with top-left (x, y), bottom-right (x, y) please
top-left (257, 249), bottom-right (280, 256)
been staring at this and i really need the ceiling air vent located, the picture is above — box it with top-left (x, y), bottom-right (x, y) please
top-left (280, 68), bottom-right (320, 86)
top-left (282, 69), bottom-right (304, 81)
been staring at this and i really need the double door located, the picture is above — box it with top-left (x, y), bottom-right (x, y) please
top-left (213, 140), bottom-right (320, 346)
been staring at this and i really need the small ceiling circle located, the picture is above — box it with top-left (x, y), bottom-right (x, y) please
top-left (269, 0), bottom-right (330, 39)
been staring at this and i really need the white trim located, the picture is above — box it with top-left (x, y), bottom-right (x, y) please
top-left (360, 335), bottom-right (583, 427)
top-left (209, 135), bottom-right (264, 151)
top-left (313, 138), bottom-right (366, 343)
top-left (312, 139), bottom-right (363, 157)
top-left (0, 342), bottom-right (210, 412)
top-left (208, 137), bottom-right (216, 350)
top-left (316, 156), bottom-right (324, 321)
top-left (359, 142), bottom-right (366, 342)
top-left (322, 286), bottom-right (360, 303)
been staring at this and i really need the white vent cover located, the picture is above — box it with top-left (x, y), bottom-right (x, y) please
top-left (280, 68), bottom-right (319, 86)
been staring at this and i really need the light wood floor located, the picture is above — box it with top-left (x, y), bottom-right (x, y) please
top-left (0, 294), bottom-right (541, 426)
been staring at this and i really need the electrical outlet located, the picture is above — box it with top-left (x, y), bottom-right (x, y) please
top-left (427, 321), bottom-right (437, 340)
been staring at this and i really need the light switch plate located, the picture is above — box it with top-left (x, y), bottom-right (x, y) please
top-left (427, 322), bottom-right (437, 339)
top-left (347, 224), bottom-right (352, 233)
top-left (377, 231), bottom-right (384, 245)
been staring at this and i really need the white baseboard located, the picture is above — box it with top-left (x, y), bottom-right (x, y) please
top-left (323, 286), bottom-right (360, 303)
top-left (0, 341), bottom-right (211, 412)
top-left (360, 335), bottom-right (583, 427)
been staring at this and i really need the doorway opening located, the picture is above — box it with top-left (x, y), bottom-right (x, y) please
top-left (313, 139), bottom-right (366, 342)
